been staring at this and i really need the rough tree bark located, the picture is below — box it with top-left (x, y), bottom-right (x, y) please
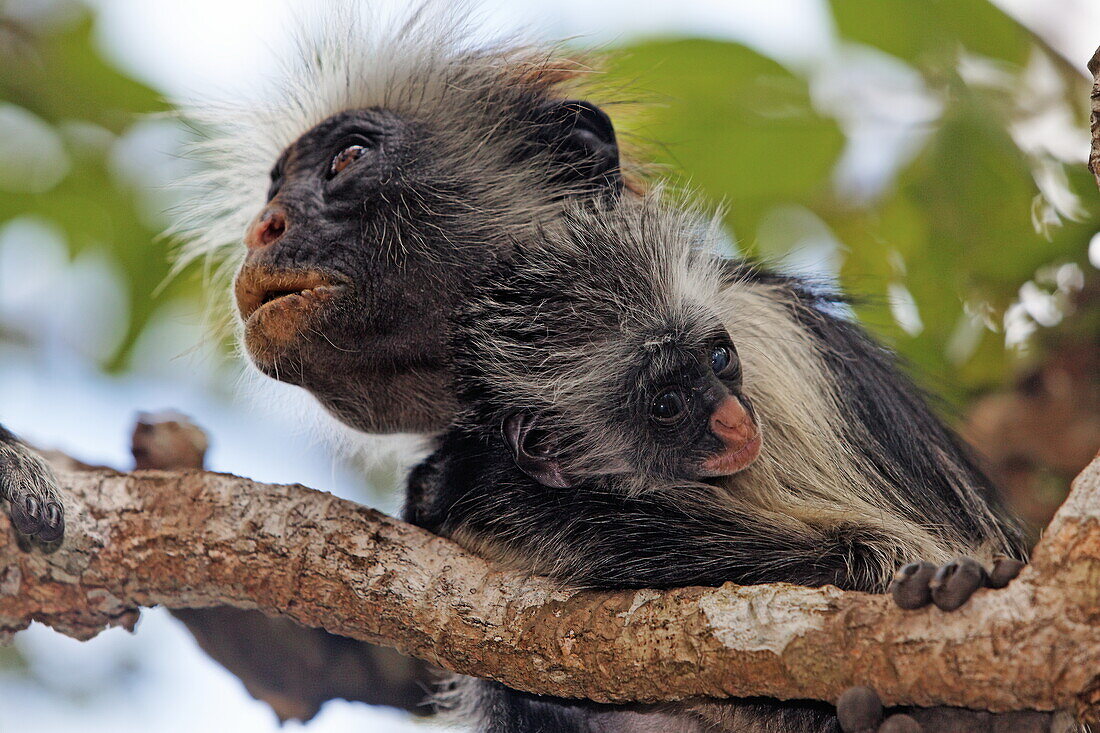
top-left (128, 412), bottom-right (438, 723)
top-left (2, 452), bottom-right (1099, 722)
top-left (1088, 46), bottom-right (1100, 190)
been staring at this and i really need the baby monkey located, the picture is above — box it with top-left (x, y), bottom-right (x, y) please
top-left (406, 195), bottom-right (1040, 732)
top-left (406, 197), bottom-right (875, 731)
top-left (404, 198), bottom-right (781, 594)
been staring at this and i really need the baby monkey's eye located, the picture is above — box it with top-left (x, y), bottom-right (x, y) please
top-left (651, 388), bottom-right (687, 425)
top-left (330, 145), bottom-right (365, 177)
top-left (710, 345), bottom-right (733, 374)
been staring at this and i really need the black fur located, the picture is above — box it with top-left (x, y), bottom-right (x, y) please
top-left (717, 261), bottom-right (1025, 559)
top-left (408, 428), bottom-right (892, 592)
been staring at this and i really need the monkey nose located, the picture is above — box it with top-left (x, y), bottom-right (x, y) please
top-left (710, 397), bottom-right (753, 443)
top-left (245, 206), bottom-right (289, 250)
top-left (701, 396), bottom-right (762, 476)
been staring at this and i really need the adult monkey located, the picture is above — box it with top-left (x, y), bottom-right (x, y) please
top-left (173, 1), bottom-right (627, 435)
top-left (166, 1), bottom-right (632, 721)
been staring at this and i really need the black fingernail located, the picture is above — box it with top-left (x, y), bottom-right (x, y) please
top-left (890, 561), bottom-right (935, 610)
top-left (932, 558), bottom-right (985, 612)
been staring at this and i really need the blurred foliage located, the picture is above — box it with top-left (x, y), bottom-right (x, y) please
top-left (831, 0), bottom-right (1030, 66)
top-left (608, 38), bottom-right (845, 240)
top-left (0, 0), bottom-right (1096, 406)
top-left (605, 0), bottom-right (1098, 404)
top-left (0, 6), bottom-right (190, 371)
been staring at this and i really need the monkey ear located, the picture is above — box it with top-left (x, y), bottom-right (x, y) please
top-left (501, 413), bottom-right (572, 489)
top-left (557, 100), bottom-right (616, 151)
top-left (538, 100), bottom-right (622, 193)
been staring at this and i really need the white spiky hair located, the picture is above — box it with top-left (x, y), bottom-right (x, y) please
top-left (164, 0), bottom-right (610, 334)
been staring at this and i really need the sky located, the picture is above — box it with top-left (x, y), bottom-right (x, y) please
top-left (77, 0), bottom-right (1100, 102)
top-left (1, 1), bottom-right (1098, 732)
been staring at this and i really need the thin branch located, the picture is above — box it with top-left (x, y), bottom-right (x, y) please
top-left (1087, 45), bottom-right (1100, 189)
top-left (3, 456), bottom-right (1099, 721)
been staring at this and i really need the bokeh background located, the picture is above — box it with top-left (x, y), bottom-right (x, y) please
top-left (1, 0), bottom-right (1098, 731)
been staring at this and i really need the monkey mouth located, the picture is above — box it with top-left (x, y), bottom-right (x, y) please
top-left (235, 267), bottom-right (346, 321)
top-left (235, 266), bottom-right (347, 364)
top-left (700, 432), bottom-right (762, 476)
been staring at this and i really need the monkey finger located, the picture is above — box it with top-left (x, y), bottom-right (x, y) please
top-left (837, 686), bottom-right (884, 732)
top-left (878, 714), bottom-right (922, 732)
top-left (929, 558), bottom-right (986, 612)
top-left (986, 556), bottom-right (1025, 589)
top-left (35, 501), bottom-right (65, 543)
top-left (8, 493), bottom-right (44, 537)
top-left (889, 561), bottom-right (936, 610)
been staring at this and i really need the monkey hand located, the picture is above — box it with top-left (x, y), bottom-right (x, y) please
top-left (837, 686), bottom-right (1054, 732)
top-left (1, 437), bottom-right (65, 549)
top-left (888, 556), bottom-right (1025, 612)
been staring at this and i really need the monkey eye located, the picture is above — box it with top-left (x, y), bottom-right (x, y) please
top-left (329, 144), bottom-right (365, 177)
top-left (650, 388), bottom-right (688, 425)
top-left (710, 344), bottom-right (739, 379)
top-left (710, 346), bottom-right (730, 373)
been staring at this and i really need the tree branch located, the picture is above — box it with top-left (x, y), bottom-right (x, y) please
top-left (2, 455), bottom-right (1099, 721)
top-left (127, 411), bottom-right (438, 722)
top-left (1087, 45), bottom-right (1100, 189)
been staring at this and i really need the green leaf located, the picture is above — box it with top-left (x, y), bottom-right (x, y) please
top-left (605, 38), bottom-right (845, 247)
top-left (829, 0), bottom-right (1031, 68)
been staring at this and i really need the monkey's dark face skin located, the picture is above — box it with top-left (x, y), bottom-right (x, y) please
top-left (234, 102), bottom-right (621, 433)
top-left (503, 332), bottom-right (762, 489)
top-left (626, 336), bottom-right (761, 480)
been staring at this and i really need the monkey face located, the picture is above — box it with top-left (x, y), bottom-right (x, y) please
top-left (631, 336), bottom-right (762, 480)
top-left (500, 333), bottom-right (762, 488)
top-left (232, 101), bottom-right (622, 433)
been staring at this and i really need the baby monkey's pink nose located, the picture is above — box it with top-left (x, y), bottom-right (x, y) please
top-left (711, 396), bottom-right (753, 443)
top-left (701, 397), bottom-right (762, 476)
